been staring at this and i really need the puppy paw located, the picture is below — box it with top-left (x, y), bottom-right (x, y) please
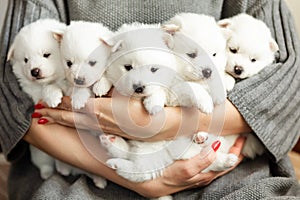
top-left (193, 132), bottom-right (208, 144)
top-left (92, 176), bottom-right (107, 189)
top-left (224, 73), bottom-right (236, 92)
top-left (196, 99), bottom-right (214, 114)
top-left (55, 161), bottom-right (72, 176)
top-left (92, 79), bottom-right (111, 97)
top-left (224, 153), bottom-right (238, 168)
top-left (212, 94), bottom-right (226, 105)
top-left (106, 158), bottom-right (121, 169)
top-left (143, 98), bottom-right (163, 115)
top-left (42, 86), bottom-right (63, 107)
top-left (71, 88), bottom-right (91, 109)
top-left (45, 92), bottom-right (63, 107)
top-left (149, 105), bottom-right (164, 115)
top-left (99, 134), bottom-right (116, 149)
top-left (40, 165), bottom-right (54, 179)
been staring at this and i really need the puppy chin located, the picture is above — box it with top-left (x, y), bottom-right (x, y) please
top-left (24, 72), bottom-right (45, 81)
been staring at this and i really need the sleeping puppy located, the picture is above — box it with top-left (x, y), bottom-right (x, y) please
top-left (218, 13), bottom-right (279, 83)
top-left (7, 18), bottom-right (67, 179)
top-left (54, 21), bottom-right (121, 109)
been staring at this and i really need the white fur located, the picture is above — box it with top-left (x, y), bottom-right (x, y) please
top-left (163, 13), bottom-right (230, 100)
top-left (100, 133), bottom-right (209, 182)
top-left (106, 23), bottom-right (186, 114)
top-left (163, 13), bottom-right (265, 170)
top-left (57, 21), bottom-right (120, 109)
top-left (101, 15), bottom-right (266, 191)
top-left (218, 13), bottom-right (279, 80)
top-left (7, 18), bottom-right (67, 179)
top-left (7, 18), bottom-right (67, 107)
top-left (53, 21), bottom-right (123, 188)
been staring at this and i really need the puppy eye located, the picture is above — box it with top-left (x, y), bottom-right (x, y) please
top-left (24, 58), bottom-right (28, 63)
top-left (124, 64), bottom-right (133, 71)
top-left (229, 47), bottom-right (238, 54)
top-left (150, 67), bottom-right (158, 73)
top-left (213, 53), bottom-right (217, 57)
top-left (251, 58), bottom-right (256, 62)
top-left (43, 53), bottom-right (51, 58)
top-left (66, 60), bottom-right (73, 68)
top-left (186, 52), bottom-right (197, 58)
top-left (88, 60), bottom-right (97, 66)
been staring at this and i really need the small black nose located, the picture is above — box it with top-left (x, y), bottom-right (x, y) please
top-left (74, 77), bottom-right (85, 85)
top-left (133, 84), bottom-right (145, 94)
top-left (234, 65), bottom-right (243, 75)
top-left (202, 68), bottom-right (212, 78)
top-left (31, 68), bottom-right (40, 77)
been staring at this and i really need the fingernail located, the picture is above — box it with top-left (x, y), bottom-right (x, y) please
top-left (38, 118), bottom-right (48, 124)
top-left (31, 112), bottom-right (42, 118)
top-left (211, 140), bottom-right (221, 152)
top-left (34, 104), bottom-right (45, 109)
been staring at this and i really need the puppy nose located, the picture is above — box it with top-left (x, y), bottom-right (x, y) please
top-left (202, 68), bottom-right (212, 78)
top-left (74, 77), bottom-right (85, 85)
top-left (133, 84), bottom-right (145, 94)
top-left (31, 68), bottom-right (40, 77)
top-left (234, 65), bottom-right (244, 75)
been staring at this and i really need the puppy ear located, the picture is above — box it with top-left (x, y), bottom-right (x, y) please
top-left (7, 43), bottom-right (15, 61)
top-left (162, 33), bottom-right (174, 49)
top-left (269, 38), bottom-right (279, 52)
top-left (162, 24), bottom-right (180, 35)
top-left (220, 27), bottom-right (232, 40)
top-left (100, 38), bottom-right (123, 52)
top-left (218, 18), bottom-right (231, 28)
top-left (111, 40), bottom-right (123, 52)
top-left (53, 31), bottom-right (64, 43)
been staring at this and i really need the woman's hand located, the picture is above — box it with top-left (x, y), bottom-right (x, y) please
top-left (23, 119), bottom-right (245, 198)
top-left (138, 136), bottom-right (245, 198)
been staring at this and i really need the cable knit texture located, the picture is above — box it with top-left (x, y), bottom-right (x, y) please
top-left (0, 0), bottom-right (300, 199)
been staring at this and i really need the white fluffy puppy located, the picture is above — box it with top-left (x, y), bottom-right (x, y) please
top-left (7, 18), bottom-right (67, 179)
top-left (163, 13), bottom-right (231, 104)
top-left (55, 21), bottom-right (121, 109)
top-left (218, 13), bottom-right (279, 81)
top-left (106, 23), bottom-right (183, 115)
top-left (8, 19), bottom-right (67, 107)
top-left (52, 21), bottom-right (124, 188)
top-left (164, 13), bottom-right (265, 164)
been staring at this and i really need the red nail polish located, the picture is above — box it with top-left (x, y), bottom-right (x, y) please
top-left (34, 104), bottom-right (45, 109)
top-left (38, 118), bottom-right (48, 124)
top-left (211, 140), bottom-right (221, 152)
top-left (31, 112), bottom-right (42, 118)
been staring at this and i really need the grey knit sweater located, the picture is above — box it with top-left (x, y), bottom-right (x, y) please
top-left (1, 0), bottom-right (300, 199)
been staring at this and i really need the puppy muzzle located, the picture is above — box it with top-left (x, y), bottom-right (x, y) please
top-left (133, 83), bottom-right (145, 94)
top-left (74, 77), bottom-right (86, 85)
top-left (31, 68), bottom-right (43, 79)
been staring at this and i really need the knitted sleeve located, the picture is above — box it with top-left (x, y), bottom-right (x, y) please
top-left (0, 0), bottom-right (66, 160)
top-left (224, 0), bottom-right (300, 161)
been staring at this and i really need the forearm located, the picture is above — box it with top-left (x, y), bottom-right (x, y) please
top-left (37, 96), bottom-right (251, 142)
top-left (23, 119), bottom-right (233, 198)
top-left (23, 120), bottom-right (141, 193)
top-left (144, 99), bottom-right (252, 141)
